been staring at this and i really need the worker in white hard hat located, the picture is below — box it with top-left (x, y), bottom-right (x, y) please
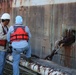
top-left (7, 15), bottom-right (31, 75)
top-left (0, 13), bottom-right (10, 75)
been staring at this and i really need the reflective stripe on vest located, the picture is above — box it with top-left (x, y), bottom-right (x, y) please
top-left (10, 26), bottom-right (29, 42)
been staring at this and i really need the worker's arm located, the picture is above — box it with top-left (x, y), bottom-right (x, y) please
top-left (0, 25), bottom-right (7, 40)
top-left (7, 26), bottom-right (14, 42)
top-left (25, 26), bottom-right (31, 39)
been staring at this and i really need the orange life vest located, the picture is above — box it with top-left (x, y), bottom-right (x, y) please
top-left (0, 25), bottom-right (8, 46)
top-left (10, 26), bottom-right (29, 42)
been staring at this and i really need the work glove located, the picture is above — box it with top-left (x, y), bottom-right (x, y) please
top-left (7, 42), bottom-right (12, 54)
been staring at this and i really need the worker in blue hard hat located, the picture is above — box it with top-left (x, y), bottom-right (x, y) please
top-left (7, 15), bottom-right (32, 75)
top-left (0, 13), bottom-right (10, 75)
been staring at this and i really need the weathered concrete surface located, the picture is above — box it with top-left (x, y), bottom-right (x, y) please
top-left (0, 0), bottom-right (76, 69)
top-left (12, 0), bottom-right (76, 7)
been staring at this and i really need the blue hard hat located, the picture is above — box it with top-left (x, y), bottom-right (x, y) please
top-left (15, 15), bottom-right (23, 24)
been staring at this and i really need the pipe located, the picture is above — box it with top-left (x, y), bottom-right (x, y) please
top-left (6, 54), bottom-right (67, 75)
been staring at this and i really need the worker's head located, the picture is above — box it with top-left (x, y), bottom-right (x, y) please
top-left (1, 13), bottom-right (10, 26)
top-left (15, 15), bottom-right (23, 25)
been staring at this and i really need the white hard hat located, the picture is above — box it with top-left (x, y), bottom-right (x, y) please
top-left (1, 13), bottom-right (10, 19)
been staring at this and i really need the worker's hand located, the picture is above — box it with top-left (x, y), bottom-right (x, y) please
top-left (7, 42), bottom-right (12, 53)
top-left (7, 46), bottom-right (12, 53)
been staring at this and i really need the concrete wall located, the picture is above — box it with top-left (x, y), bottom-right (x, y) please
top-left (0, 0), bottom-right (76, 69)
top-left (12, 0), bottom-right (76, 7)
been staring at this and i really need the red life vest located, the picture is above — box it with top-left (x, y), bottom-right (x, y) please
top-left (10, 26), bottom-right (29, 42)
top-left (0, 25), bottom-right (8, 46)
top-left (0, 40), bottom-right (7, 46)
